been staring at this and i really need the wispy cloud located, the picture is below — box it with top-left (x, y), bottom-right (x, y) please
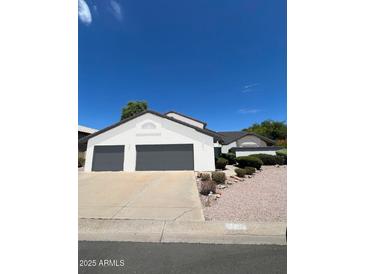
top-left (110, 0), bottom-right (123, 21)
top-left (242, 83), bottom-right (259, 93)
top-left (78, 0), bottom-right (92, 25)
top-left (238, 108), bottom-right (262, 114)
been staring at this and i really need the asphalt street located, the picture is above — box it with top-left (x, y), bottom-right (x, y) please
top-left (79, 241), bottom-right (286, 274)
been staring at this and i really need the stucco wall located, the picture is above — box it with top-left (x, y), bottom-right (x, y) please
top-left (165, 113), bottom-right (205, 129)
top-left (84, 113), bottom-right (215, 172)
top-left (236, 135), bottom-right (267, 147)
top-left (235, 150), bottom-right (277, 157)
top-left (222, 135), bottom-right (268, 153)
top-left (221, 142), bottom-right (237, 153)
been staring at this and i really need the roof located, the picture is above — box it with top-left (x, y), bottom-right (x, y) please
top-left (165, 111), bottom-right (207, 128)
top-left (78, 125), bottom-right (98, 134)
top-left (217, 131), bottom-right (275, 145)
top-left (79, 110), bottom-right (223, 144)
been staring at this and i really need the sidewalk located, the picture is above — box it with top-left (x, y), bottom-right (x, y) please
top-left (79, 218), bottom-right (286, 245)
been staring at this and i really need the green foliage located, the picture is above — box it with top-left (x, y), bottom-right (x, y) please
top-left (275, 139), bottom-right (287, 148)
top-left (201, 173), bottom-right (211, 181)
top-left (243, 120), bottom-right (287, 140)
top-left (221, 152), bottom-right (236, 165)
top-left (276, 149), bottom-right (287, 156)
top-left (276, 149), bottom-right (287, 165)
top-left (234, 168), bottom-right (247, 178)
top-left (244, 167), bottom-right (256, 175)
top-left (200, 180), bottom-right (217, 195)
top-left (215, 157), bottom-right (228, 170)
top-left (78, 157), bottom-right (85, 167)
top-left (250, 154), bottom-right (278, 165)
top-left (220, 153), bottom-right (236, 164)
top-left (250, 153), bottom-right (286, 165)
top-left (236, 156), bottom-right (263, 170)
top-left (275, 155), bottom-right (286, 165)
top-left (211, 171), bottom-right (226, 184)
top-left (121, 101), bottom-right (148, 120)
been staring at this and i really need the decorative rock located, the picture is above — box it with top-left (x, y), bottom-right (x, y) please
top-left (205, 192), bottom-right (217, 206)
top-left (248, 175), bottom-right (252, 178)
top-left (216, 194), bottom-right (221, 198)
top-left (275, 164), bottom-right (280, 168)
top-left (234, 179), bottom-right (239, 183)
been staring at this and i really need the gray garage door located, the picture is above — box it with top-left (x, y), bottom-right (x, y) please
top-left (136, 144), bottom-right (194, 171)
top-left (92, 145), bottom-right (124, 171)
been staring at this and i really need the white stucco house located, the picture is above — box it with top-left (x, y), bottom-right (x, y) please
top-left (79, 110), bottom-right (281, 172)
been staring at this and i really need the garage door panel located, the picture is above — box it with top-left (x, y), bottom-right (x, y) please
top-left (92, 145), bottom-right (124, 171)
top-left (136, 144), bottom-right (194, 171)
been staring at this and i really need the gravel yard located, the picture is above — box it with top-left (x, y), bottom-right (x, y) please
top-left (201, 166), bottom-right (287, 222)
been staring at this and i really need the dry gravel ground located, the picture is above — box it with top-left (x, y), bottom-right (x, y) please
top-left (202, 166), bottom-right (287, 222)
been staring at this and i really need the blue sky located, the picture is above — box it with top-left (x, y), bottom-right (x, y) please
top-left (79, 0), bottom-right (286, 131)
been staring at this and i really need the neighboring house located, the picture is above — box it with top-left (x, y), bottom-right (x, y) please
top-left (218, 131), bottom-right (273, 152)
top-left (78, 125), bottom-right (98, 156)
top-left (78, 110), bottom-right (279, 172)
top-left (217, 131), bottom-right (281, 156)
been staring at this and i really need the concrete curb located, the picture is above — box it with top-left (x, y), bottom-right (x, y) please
top-left (79, 219), bottom-right (286, 245)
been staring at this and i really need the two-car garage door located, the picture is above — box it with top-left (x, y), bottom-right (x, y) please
top-left (135, 144), bottom-right (194, 171)
top-left (91, 144), bottom-right (194, 171)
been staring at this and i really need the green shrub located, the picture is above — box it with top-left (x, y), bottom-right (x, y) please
top-left (276, 149), bottom-right (287, 165)
top-left (250, 154), bottom-right (279, 165)
top-left (220, 153), bottom-right (236, 165)
top-left (200, 180), bottom-right (217, 195)
top-left (234, 168), bottom-right (247, 178)
top-left (211, 171), bottom-right (226, 184)
top-left (275, 155), bottom-right (286, 165)
top-left (276, 149), bottom-right (287, 157)
top-left (78, 157), bottom-right (85, 167)
top-left (236, 156), bottom-right (263, 170)
top-left (215, 157), bottom-right (228, 170)
top-left (201, 173), bottom-right (211, 181)
top-left (244, 166), bottom-right (256, 175)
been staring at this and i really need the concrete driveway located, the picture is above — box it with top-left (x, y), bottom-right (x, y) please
top-left (79, 171), bottom-right (204, 221)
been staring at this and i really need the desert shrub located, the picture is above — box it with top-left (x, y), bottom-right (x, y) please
top-left (78, 157), bottom-right (85, 167)
top-left (234, 168), bottom-right (247, 178)
top-left (215, 157), bottom-right (228, 170)
top-left (220, 153), bottom-right (236, 165)
top-left (244, 167), bottom-right (256, 175)
top-left (201, 173), bottom-right (211, 181)
top-left (276, 149), bottom-right (287, 164)
top-left (236, 156), bottom-right (263, 170)
top-left (274, 155), bottom-right (285, 165)
top-left (276, 149), bottom-right (287, 157)
top-left (200, 180), bottom-right (216, 195)
top-left (211, 171), bottom-right (226, 184)
top-left (250, 154), bottom-right (279, 165)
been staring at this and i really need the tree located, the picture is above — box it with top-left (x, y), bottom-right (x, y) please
top-left (243, 120), bottom-right (287, 141)
top-left (121, 101), bottom-right (148, 120)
